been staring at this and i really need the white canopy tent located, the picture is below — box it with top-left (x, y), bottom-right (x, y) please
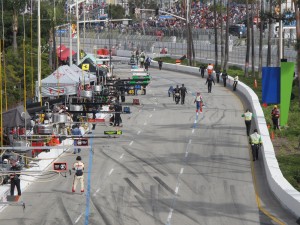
top-left (35, 65), bottom-right (97, 97)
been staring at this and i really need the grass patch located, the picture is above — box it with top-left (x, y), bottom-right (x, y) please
top-left (277, 154), bottom-right (300, 191)
top-left (155, 56), bottom-right (300, 190)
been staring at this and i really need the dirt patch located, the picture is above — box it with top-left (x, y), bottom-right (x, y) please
top-left (272, 136), bottom-right (300, 156)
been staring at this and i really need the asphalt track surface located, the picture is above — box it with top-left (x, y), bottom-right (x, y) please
top-left (0, 64), bottom-right (297, 225)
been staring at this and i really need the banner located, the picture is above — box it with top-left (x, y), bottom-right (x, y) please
top-left (280, 62), bottom-right (295, 126)
top-left (262, 67), bottom-right (280, 104)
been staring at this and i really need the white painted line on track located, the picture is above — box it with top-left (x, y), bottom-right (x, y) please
top-left (144, 122), bottom-right (147, 125)
top-left (153, 108), bottom-right (156, 111)
top-left (175, 186), bottom-right (179, 194)
top-left (75, 213), bottom-right (83, 224)
top-left (120, 153), bottom-right (124, 159)
top-left (192, 129), bottom-right (195, 133)
top-left (149, 114), bottom-right (153, 118)
top-left (109, 169), bottom-right (114, 176)
top-left (185, 152), bottom-right (189, 157)
top-left (188, 139), bottom-right (192, 144)
top-left (129, 141), bottom-right (134, 146)
top-left (167, 208), bottom-right (174, 221)
top-left (137, 130), bottom-right (141, 135)
top-left (180, 168), bottom-right (184, 174)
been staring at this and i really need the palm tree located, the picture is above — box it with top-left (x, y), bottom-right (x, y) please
top-left (224, 0), bottom-right (230, 70)
top-left (294, 1), bottom-right (300, 106)
top-left (245, 0), bottom-right (250, 77)
top-left (267, 0), bottom-right (273, 66)
top-left (213, 0), bottom-right (218, 68)
top-left (258, 0), bottom-right (264, 78)
top-left (251, 2), bottom-right (255, 77)
top-left (220, 0), bottom-right (224, 69)
top-left (5, 0), bottom-right (29, 52)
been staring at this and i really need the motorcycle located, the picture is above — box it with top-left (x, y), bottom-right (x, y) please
top-left (174, 93), bottom-right (180, 104)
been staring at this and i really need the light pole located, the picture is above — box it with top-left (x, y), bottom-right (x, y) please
top-left (38, 0), bottom-right (41, 104)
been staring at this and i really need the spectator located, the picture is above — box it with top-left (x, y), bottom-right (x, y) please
top-left (271, 105), bottom-right (280, 130)
top-left (72, 124), bottom-right (83, 154)
top-left (9, 159), bottom-right (22, 196)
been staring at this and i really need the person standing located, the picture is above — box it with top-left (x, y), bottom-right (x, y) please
top-left (114, 102), bottom-right (122, 127)
top-left (249, 129), bottom-right (262, 161)
top-left (72, 156), bottom-right (85, 193)
top-left (221, 70), bottom-right (228, 87)
top-left (9, 159), bottom-right (22, 196)
top-left (216, 70), bottom-right (221, 83)
top-left (207, 63), bottom-right (214, 76)
top-left (158, 58), bottom-right (163, 70)
top-left (180, 84), bottom-right (188, 104)
top-left (233, 75), bottom-right (239, 91)
top-left (242, 109), bottom-right (254, 136)
top-left (173, 85), bottom-right (180, 104)
top-left (205, 75), bottom-right (215, 93)
top-left (194, 92), bottom-right (203, 113)
top-left (168, 86), bottom-right (174, 98)
top-left (199, 65), bottom-right (205, 78)
top-left (271, 105), bottom-right (280, 130)
top-left (72, 124), bottom-right (83, 154)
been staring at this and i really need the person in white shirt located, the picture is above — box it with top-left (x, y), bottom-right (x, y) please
top-left (194, 92), bottom-right (203, 113)
top-left (72, 156), bottom-right (85, 193)
top-left (233, 75), bottom-right (239, 91)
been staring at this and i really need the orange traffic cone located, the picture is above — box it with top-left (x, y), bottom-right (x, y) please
top-left (271, 131), bottom-right (275, 140)
top-left (254, 79), bottom-right (257, 88)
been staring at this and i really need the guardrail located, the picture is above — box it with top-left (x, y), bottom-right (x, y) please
top-left (140, 58), bottom-right (300, 219)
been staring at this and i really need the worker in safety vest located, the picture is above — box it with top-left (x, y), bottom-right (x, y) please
top-left (249, 129), bottom-right (262, 161)
top-left (72, 156), bottom-right (85, 193)
top-left (241, 109), bottom-right (254, 136)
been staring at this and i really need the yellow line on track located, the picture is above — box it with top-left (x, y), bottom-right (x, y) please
top-left (249, 147), bottom-right (286, 225)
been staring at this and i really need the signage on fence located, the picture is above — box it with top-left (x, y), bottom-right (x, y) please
top-left (82, 64), bottom-right (90, 71)
top-left (53, 162), bottom-right (67, 172)
top-left (104, 130), bottom-right (122, 135)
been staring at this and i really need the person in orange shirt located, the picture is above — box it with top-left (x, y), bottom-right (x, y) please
top-left (207, 63), bottom-right (214, 76)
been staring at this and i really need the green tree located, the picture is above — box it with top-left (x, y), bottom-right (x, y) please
top-left (109, 4), bottom-right (126, 19)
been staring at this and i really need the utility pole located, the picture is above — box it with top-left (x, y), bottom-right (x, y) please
top-left (76, 0), bottom-right (80, 64)
top-left (38, 0), bottom-right (42, 103)
top-left (186, 0), bottom-right (192, 66)
top-left (69, 0), bottom-right (73, 66)
top-left (278, 0), bottom-right (283, 64)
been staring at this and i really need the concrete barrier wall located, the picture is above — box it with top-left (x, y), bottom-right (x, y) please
top-left (146, 60), bottom-right (300, 218)
top-left (0, 139), bottom-right (73, 211)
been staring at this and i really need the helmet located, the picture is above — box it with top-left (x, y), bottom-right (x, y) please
top-left (274, 105), bottom-right (277, 108)
top-left (76, 156), bottom-right (81, 161)
top-left (3, 159), bottom-right (8, 164)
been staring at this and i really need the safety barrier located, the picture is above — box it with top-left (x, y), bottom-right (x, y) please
top-left (0, 138), bottom-right (73, 212)
top-left (147, 60), bottom-right (300, 219)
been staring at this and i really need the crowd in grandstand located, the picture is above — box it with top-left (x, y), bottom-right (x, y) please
top-left (65, 1), bottom-right (257, 34)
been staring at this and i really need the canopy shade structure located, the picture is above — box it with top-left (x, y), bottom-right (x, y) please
top-left (35, 65), bottom-right (96, 97)
top-left (56, 44), bottom-right (66, 55)
top-left (97, 48), bottom-right (109, 56)
top-left (3, 105), bottom-right (31, 128)
top-left (58, 48), bottom-right (76, 61)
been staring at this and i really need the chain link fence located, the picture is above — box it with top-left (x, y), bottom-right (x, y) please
top-left (57, 27), bottom-right (297, 67)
